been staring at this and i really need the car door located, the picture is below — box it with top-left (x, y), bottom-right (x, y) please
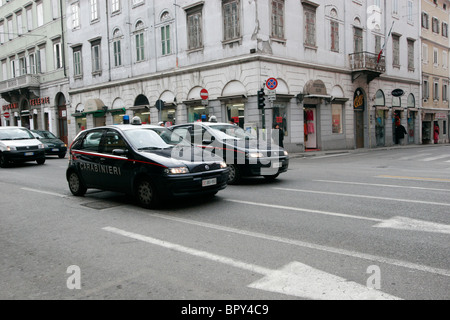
top-left (75, 129), bottom-right (107, 188)
top-left (98, 129), bottom-right (135, 192)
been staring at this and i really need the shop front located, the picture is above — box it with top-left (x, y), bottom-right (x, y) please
top-left (353, 88), bottom-right (366, 149)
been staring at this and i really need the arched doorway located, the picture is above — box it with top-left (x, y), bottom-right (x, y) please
top-left (133, 94), bottom-right (150, 124)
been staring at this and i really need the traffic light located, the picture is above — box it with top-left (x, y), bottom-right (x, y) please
top-left (257, 89), bottom-right (265, 110)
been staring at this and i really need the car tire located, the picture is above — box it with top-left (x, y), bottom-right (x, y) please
top-left (36, 158), bottom-right (46, 165)
top-left (135, 178), bottom-right (158, 209)
top-left (68, 171), bottom-right (87, 196)
top-left (0, 154), bottom-right (9, 168)
top-left (227, 164), bottom-right (241, 185)
top-left (59, 153), bottom-right (66, 159)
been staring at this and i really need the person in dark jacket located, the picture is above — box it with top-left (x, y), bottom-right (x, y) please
top-left (273, 124), bottom-right (284, 148)
top-left (395, 124), bottom-right (407, 144)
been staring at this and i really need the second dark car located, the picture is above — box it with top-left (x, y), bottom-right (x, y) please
top-left (66, 122), bottom-right (229, 208)
top-left (32, 130), bottom-right (67, 158)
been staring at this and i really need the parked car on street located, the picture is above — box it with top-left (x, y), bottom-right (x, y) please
top-left (169, 122), bottom-right (289, 184)
top-left (66, 120), bottom-right (229, 208)
top-left (32, 130), bottom-right (67, 158)
top-left (0, 126), bottom-right (46, 168)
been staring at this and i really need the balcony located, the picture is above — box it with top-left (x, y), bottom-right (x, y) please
top-left (0, 74), bottom-right (41, 102)
top-left (349, 52), bottom-right (386, 84)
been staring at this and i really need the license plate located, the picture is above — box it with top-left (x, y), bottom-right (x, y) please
top-left (24, 152), bottom-right (34, 156)
top-left (272, 162), bottom-right (282, 168)
top-left (202, 178), bottom-right (217, 187)
top-left (52, 148), bottom-right (59, 152)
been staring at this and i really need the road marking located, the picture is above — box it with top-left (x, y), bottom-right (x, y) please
top-left (377, 175), bottom-right (450, 183)
top-left (375, 217), bottom-right (450, 234)
top-left (103, 226), bottom-right (401, 300)
top-left (274, 187), bottom-right (450, 207)
top-left (225, 199), bottom-right (382, 222)
top-left (147, 213), bottom-right (450, 277)
top-left (398, 153), bottom-right (432, 161)
top-left (420, 155), bottom-right (450, 162)
top-left (315, 180), bottom-right (450, 192)
top-left (21, 187), bottom-right (68, 198)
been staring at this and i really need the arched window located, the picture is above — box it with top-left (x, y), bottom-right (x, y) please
top-left (374, 89), bottom-right (385, 106)
top-left (160, 12), bottom-right (172, 56)
top-left (112, 28), bottom-right (122, 67)
top-left (135, 21), bottom-right (145, 62)
top-left (407, 93), bottom-right (415, 108)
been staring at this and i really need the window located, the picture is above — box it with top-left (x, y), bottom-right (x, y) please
top-left (7, 18), bottom-right (13, 40)
top-left (392, 34), bottom-right (400, 67)
top-left (10, 58), bottom-right (16, 78)
top-left (304, 5), bottom-right (316, 47)
top-left (422, 12), bottom-right (429, 29)
top-left (375, 35), bottom-right (382, 55)
top-left (51, 0), bottom-right (59, 19)
top-left (1, 61), bottom-right (6, 81)
top-left (331, 104), bottom-right (343, 134)
top-left (91, 40), bottom-right (101, 73)
top-left (54, 42), bottom-right (62, 69)
top-left (135, 21), bottom-right (145, 62)
top-left (36, 48), bottom-right (44, 73)
top-left (443, 82), bottom-right (448, 102)
top-left (72, 3), bottom-right (80, 29)
top-left (434, 48), bottom-right (439, 66)
top-left (433, 80), bottom-right (440, 101)
top-left (422, 44), bottom-right (428, 63)
top-left (223, 0), bottom-right (240, 41)
top-left (113, 29), bottom-right (122, 67)
top-left (73, 46), bottom-right (82, 76)
top-left (0, 22), bottom-right (4, 44)
top-left (432, 17), bottom-right (440, 34)
top-left (442, 22), bottom-right (448, 37)
top-left (26, 7), bottom-right (33, 31)
top-left (271, 0), bottom-right (284, 39)
top-left (132, 0), bottom-right (144, 6)
top-left (393, 0), bottom-right (399, 15)
top-left (353, 27), bottom-right (363, 53)
top-left (186, 6), bottom-right (203, 50)
top-left (90, 0), bottom-right (99, 22)
top-left (29, 52), bottom-right (36, 74)
top-left (36, 2), bottom-right (44, 27)
top-left (423, 78), bottom-right (429, 100)
top-left (443, 51), bottom-right (448, 69)
top-left (407, 1), bottom-right (413, 23)
top-left (407, 39), bottom-right (414, 71)
top-left (111, 0), bottom-right (120, 13)
top-left (330, 20), bottom-right (339, 52)
top-left (16, 12), bottom-right (23, 35)
top-left (19, 56), bottom-right (27, 75)
top-left (161, 24), bottom-right (171, 55)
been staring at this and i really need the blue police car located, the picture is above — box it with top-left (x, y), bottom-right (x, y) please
top-left (66, 119), bottom-right (229, 208)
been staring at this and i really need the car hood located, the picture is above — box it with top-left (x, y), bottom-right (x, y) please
top-left (138, 145), bottom-right (224, 169)
top-left (39, 138), bottom-right (65, 145)
top-left (0, 139), bottom-right (42, 147)
top-left (218, 139), bottom-right (285, 156)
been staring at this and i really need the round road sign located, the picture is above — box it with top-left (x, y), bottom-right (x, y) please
top-left (200, 88), bottom-right (209, 100)
top-left (266, 78), bottom-right (278, 90)
top-left (3, 112), bottom-right (10, 119)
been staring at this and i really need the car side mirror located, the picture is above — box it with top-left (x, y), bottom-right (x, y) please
top-left (202, 136), bottom-right (215, 145)
top-left (112, 149), bottom-right (128, 156)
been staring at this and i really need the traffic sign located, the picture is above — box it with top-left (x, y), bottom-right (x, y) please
top-left (266, 78), bottom-right (278, 90)
top-left (200, 88), bottom-right (209, 100)
top-left (3, 112), bottom-right (10, 119)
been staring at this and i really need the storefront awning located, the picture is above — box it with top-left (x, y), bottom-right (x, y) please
top-left (84, 98), bottom-right (106, 113)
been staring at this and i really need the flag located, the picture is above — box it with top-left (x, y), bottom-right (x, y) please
top-left (377, 21), bottom-right (395, 63)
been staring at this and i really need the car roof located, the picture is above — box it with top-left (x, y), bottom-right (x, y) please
top-left (85, 124), bottom-right (164, 132)
top-left (0, 126), bottom-right (27, 130)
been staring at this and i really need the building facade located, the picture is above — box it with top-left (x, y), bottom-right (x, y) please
top-left (421, 0), bottom-right (450, 144)
top-left (0, 0), bottom-right (70, 144)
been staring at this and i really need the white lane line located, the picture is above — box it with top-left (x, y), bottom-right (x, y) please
top-left (21, 187), bottom-right (68, 198)
top-left (377, 175), bottom-right (450, 183)
top-left (224, 199), bottom-right (382, 222)
top-left (273, 187), bottom-right (450, 207)
top-left (420, 155), bottom-right (450, 162)
top-left (314, 180), bottom-right (450, 193)
top-left (398, 153), bottom-right (432, 161)
top-left (147, 213), bottom-right (450, 277)
top-left (103, 226), bottom-right (401, 300)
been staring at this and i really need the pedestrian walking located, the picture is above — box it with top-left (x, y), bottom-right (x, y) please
top-left (395, 124), bottom-right (407, 145)
top-left (434, 123), bottom-right (440, 144)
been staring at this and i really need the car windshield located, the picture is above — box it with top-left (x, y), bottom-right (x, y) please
top-left (208, 124), bottom-right (257, 141)
top-left (123, 129), bottom-right (174, 150)
top-left (33, 131), bottom-right (58, 139)
top-left (0, 128), bottom-right (35, 141)
top-left (149, 127), bottom-right (191, 146)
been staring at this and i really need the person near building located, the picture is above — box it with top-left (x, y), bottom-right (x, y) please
top-left (395, 123), bottom-right (408, 145)
top-left (434, 123), bottom-right (440, 144)
top-left (273, 124), bottom-right (284, 148)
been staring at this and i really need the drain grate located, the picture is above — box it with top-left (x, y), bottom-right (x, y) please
top-left (81, 201), bottom-right (123, 210)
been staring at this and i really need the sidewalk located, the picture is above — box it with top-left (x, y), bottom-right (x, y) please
top-left (289, 143), bottom-right (449, 159)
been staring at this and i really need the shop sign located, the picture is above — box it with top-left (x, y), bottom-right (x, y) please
top-left (2, 103), bottom-right (18, 111)
top-left (353, 89), bottom-right (365, 111)
top-left (391, 89), bottom-right (404, 97)
top-left (30, 97), bottom-right (50, 106)
top-left (435, 112), bottom-right (448, 120)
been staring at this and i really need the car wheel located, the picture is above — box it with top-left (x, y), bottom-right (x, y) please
top-left (58, 153), bottom-right (66, 159)
top-left (68, 171), bottom-right (87, 196)
top-left (135, 178), bottom-right (158, 208)
top-left (227, 164), bottom-right (241, 185)
top-left (0, 154), bottom-right (9, 168)
top-left (36, 158), bottom-right (46, 165)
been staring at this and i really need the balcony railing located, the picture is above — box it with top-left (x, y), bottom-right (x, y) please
top-left (0, 74), bottom-right (41, 94)
top-left (349, 52), bottom-right (386, 74)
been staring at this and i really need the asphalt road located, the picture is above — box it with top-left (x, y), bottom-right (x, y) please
top-left (0, 145), bottom-right (449, 303)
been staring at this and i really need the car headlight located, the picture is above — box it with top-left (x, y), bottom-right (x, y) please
top-left (6, 146), bottom-right (16, 151)
top-left (247, 152), bottom-right (264, 158)
top-left (38, 144), bottom-right (45, 149)
top-left (220, 162), bottom-right (227, 168)
top-left (165, 166), bottom-right (189, 175)
top-left (284, 150), bottom-right (289, 156)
